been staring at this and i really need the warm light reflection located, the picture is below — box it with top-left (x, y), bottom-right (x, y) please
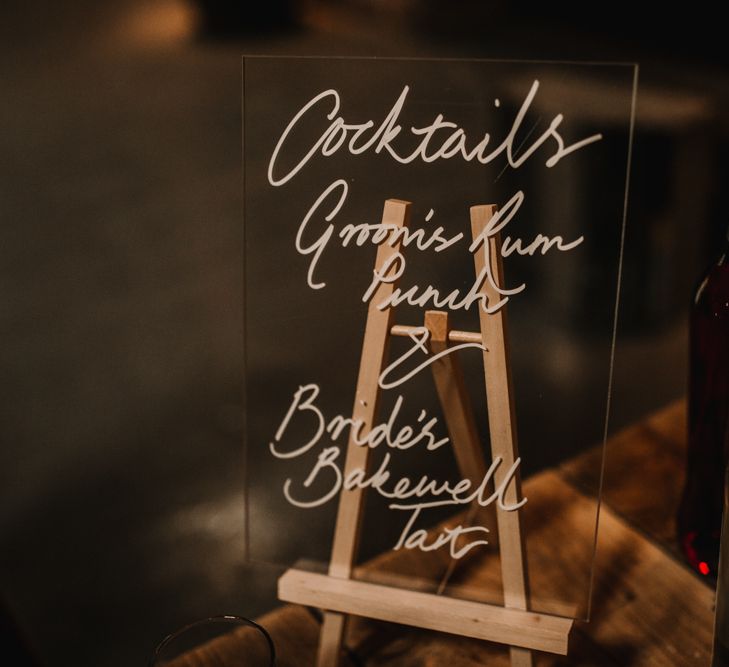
top-left (119, 0), bottom-right (198, 47)
top-left (163, 490), bottom-right (249, 594)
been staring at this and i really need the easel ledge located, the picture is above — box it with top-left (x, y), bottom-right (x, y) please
top-left (279, 569), bottom-right (573, 655)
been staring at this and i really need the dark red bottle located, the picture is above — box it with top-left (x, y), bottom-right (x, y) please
top-left (677, 226), bottom-right (729, 579)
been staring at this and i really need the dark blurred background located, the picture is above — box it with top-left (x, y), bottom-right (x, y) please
top-left (1, 1), bottom-right (727, 665)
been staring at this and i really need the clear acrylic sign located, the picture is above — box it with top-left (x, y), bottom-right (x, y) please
top-left (243, 56), bottom-right (636, 622)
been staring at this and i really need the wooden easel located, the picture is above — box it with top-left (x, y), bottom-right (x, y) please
top-left (278, 199), bottom-right (573, 665)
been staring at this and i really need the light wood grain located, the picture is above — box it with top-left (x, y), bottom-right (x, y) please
top-left (391, 323), bottom-right (483, 344)
top-left (425, 310), bottom-right (497, 553)
top-left (317, 613), bottom-right (347, 667)
top-left (328, 198), bottom-right (412, 579)
top-left (425, 310), bottom-right (486, 488)
top-left (319, 198), bottom-right (411, 667)
top-left (472, 205), bottom-right (534, 665)
top-left (470, 206), bottom-right (531, 616)
top-left (279, 569), bottom-right (573, 655)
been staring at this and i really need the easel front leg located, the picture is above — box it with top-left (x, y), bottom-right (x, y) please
top-left (471, 205), bottom-right (533, 667)
top-left (317, 612), bottom-right (347, 667)
top-left (316, 198), bottom-right (412, 667)
top-left (510, 646), bottom-right (535, 667)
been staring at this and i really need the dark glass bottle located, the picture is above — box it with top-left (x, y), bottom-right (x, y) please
top-left (713, 463), bottom-right (729, 665)
top-left (677, 226), bottom-right (729, 578)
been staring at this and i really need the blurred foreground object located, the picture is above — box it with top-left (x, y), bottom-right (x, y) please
top-left (150, 615), bottom-right (275, 666)
top-left (712, 465), bottom-right (729, 665)
top-left (678, 224), bottom-right (729, 578)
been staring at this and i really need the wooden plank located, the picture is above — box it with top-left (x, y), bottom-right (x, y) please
top-left (578, 484), bottom-right (713, 666)
top-left (319, 198), bottom-right (411, 667)
top-left (470, 205), bottom-right (530, 613)
top-left (560, 400), bottom-right (687, 553)
top-left (278, 569), bottom-right (574, 655)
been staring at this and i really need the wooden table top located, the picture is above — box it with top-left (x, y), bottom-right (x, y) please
top-left (173, 401), bottom-right (715, 666)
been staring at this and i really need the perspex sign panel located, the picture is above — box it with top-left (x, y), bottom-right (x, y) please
top-left (243, 56), bottom-right (636, 621)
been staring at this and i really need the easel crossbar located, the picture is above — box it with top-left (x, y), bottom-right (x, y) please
top-left (279, 569), bottom-right (573, 655)
top-left (390, 324), bottom-right (483, 344)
